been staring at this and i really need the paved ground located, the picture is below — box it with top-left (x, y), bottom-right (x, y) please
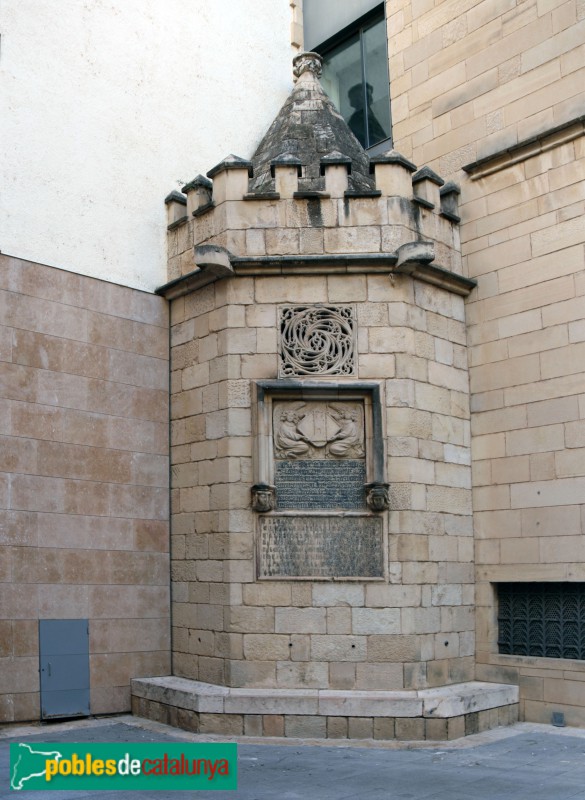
top-left (2, 715), bottom-right (585, 799)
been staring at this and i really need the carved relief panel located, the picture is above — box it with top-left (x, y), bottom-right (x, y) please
top-left (252, 381), bottom-right (388, 580)
top-left (274, 401), bottom-right (365, 459)
top-left (273, 400), bottom-right (366, 511)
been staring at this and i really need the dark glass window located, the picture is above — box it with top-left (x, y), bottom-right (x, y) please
top-left (316, 10), bottom-right (391, 151)
top-left (498, 583), bottom-right (585, 660)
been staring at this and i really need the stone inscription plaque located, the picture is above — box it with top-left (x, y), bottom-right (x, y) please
top-left (258, 515), bottom-right (384, 578)
top-left (275, 459), bottom-right (366, 510)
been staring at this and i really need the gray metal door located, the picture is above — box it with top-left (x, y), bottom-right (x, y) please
top-left (39, 619), bottom-right (90, 720)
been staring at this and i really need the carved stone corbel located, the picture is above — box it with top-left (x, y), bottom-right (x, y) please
top-left (251, 483), bottom-right (276, 513)
top-left (365, 482), bottom-right (390, 512)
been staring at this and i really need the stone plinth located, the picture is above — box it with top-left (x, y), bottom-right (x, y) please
top-left (132, 677), bottom-right (519, 740)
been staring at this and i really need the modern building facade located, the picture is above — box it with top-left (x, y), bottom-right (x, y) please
top-left (1, 0), bottom-right (585, 734)
top-left (0, 0), bottom-right (292, 722)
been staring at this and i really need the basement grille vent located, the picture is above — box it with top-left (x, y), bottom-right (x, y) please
top-left (498, 582), bottom-right (585, 660)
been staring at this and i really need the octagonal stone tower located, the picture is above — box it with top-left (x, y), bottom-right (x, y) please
top-left (132, 53), bottom-right (518, 740)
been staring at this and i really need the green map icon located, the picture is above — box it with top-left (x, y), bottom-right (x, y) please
top-left (11, 743), bottom-right (64, 790)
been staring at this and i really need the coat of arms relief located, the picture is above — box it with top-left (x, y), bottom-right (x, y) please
top-left (251, 398), bottom-right (388, 513)
top-left (273, 401), bottom-right (365, 461)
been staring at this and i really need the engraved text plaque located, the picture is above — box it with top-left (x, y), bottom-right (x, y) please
top-left (275, 459), bottom-right (366, 510)
top-left (258, 515), bottom-right (384, 579)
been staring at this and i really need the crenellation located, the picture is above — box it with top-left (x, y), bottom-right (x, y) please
top-left (321, 158), bottom-right (350, 197)
top-left (412, 165), bottom-right (444, 209)
top-left (181, 175), bottom-right (213, 217)
top-left (165, 190), bottom-right (188, 228)
top-left (272, 155), bottom-right (302, 198)
top-left (166, 144), bottom-right (464, 277)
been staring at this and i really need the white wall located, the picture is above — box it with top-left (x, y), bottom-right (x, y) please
top-left (0, 0), bottom-right (292, 291)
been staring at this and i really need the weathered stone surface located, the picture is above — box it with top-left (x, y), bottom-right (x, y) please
top-left (249, 55), bottom-right (374, 195)
top-left (318, 691), bottom-right (422, 718)
top-left (419, 681), bottom-right (519, 718)
top-left (132, 677), bottom-right (519, 739)
top-left (275, 460), bottom-right (366, 510)
top-left (131, 676), bottom-right (227, 713)
top-left (225, 688), bottom-right (319, 715)
top-left (258, 515), bottom-right (384, 579)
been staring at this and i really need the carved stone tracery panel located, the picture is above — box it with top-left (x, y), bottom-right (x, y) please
top-left (279, 305), bottom-right (356, 377)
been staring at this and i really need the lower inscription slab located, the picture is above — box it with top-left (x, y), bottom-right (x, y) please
top-left (258, 515), bottom-right (384, 579)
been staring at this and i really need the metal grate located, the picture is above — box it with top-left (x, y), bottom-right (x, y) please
top-left (498, 583), bottom-right (585, 660)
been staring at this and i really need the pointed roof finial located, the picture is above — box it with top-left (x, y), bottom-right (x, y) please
top-left (249, 51), bottom-right (375, 194)
top-left (292, 51), bottom-right (323, 79)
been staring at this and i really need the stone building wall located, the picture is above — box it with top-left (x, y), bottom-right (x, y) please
top-left (0, 255), bottom-right (171, 722)
top-left (386, 0), bottom-right (584, 175)
top-left (166, 123), bottom-right (475, 693)
top-left (169, 271), bottom-right (474, 691)
top-left (466, 116), bottom-right (585, 727)
top-left (387, 0), bottom-right (585, 724)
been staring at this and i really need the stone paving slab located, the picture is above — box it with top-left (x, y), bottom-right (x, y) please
top-left (2, 716), bottom-right (585, 799)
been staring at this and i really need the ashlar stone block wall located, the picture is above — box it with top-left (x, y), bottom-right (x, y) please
top-left (0, 255), bottom-right (171, 722)
top-left (466, 126), bottom-right (585, 727)
top-left (387, 0), bottom-right (584, 176)
top-left (167, 157), bottom-right (474, 693)
top-left (387, 0), bottom-right (585, 723)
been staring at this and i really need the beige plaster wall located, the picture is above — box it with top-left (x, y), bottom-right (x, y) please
top-left (0, 0), bottom-right (293, 292)
top-left (0, 255), bottom-right (171, 722)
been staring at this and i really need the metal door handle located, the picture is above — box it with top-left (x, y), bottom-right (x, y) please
top-left (47, 662), bottom-right (51, 677)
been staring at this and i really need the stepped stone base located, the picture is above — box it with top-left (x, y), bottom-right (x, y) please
top-left (131, 677), bottom-right (519, 741)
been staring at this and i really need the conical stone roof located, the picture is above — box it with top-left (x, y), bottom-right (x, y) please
top-left (250, 52), bottom-right (375, 194)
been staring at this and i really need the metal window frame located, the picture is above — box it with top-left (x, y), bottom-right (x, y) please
top-left (313, 3), bottom-right (392, 151)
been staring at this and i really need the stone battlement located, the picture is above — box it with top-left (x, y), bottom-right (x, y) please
top-left (165, 150), bottom-right (463, 291)
top-left (165, 51), bottom-right (463, 295)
